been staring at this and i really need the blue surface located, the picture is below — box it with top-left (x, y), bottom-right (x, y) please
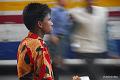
top-left (108, 39), bottom-right (120, 57)
top-left (0, 39), bottom-right (120, 60)
top-left (0, 42), bottom-right (20, 60)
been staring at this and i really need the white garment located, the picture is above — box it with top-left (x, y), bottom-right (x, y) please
top-left (69, 6), bottom-right (108, 53)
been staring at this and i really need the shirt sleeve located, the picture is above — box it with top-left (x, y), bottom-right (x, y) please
top-left (34, 43), bottom-right (53, 80)
top-left (17, 44), bottom-right (34, 80)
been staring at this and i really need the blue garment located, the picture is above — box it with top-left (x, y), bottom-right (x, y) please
top-left (51, 6), bottom-right (73, 58)
top-left (51, 6), bottom-right (72, 36)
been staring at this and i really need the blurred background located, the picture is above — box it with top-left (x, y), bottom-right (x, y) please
top-left (0, 0), bottom-right (120, 80)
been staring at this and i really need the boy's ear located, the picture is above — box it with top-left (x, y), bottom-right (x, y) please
top-left (37, 21), bottom-right (42, 28)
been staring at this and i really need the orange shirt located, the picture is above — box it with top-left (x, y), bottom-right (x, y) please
top-left (17, 32), bottom-right (54, 80)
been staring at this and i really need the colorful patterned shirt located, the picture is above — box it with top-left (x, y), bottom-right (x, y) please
top-left (17, 32), bottom-right (54, 80)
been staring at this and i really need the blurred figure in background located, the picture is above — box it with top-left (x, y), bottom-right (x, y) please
top-left (69, 0), bottom-right (108, 80)
top-left (45, 0), bottom-right (73, 80)
top-left (69, 0), bottom-right (108, 58)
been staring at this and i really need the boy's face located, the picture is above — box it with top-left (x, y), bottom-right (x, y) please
top-left (40, 14), bottom-right (53, 34)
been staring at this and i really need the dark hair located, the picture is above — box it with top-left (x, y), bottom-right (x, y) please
top-left (23, 3), bottom-right (51, 31)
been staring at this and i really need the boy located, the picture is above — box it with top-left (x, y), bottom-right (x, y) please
top-left (17, 3), bottom-right (53, 80)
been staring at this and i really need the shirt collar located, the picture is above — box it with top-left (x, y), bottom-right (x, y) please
top-left (27, 32), bottom-right (42, 40)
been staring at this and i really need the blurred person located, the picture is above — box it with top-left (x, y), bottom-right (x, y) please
top-left (69, 0), bottom-right (108, 80)
top-left (17, 3), bottom-right (54, 80)
top-left (69, 0), bottom-right (108, 55)
top-left (45, 0), bottom-right (73, 80)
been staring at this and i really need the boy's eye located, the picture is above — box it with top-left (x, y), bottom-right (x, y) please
top-left (48, 18), bottom-right (51, 20)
